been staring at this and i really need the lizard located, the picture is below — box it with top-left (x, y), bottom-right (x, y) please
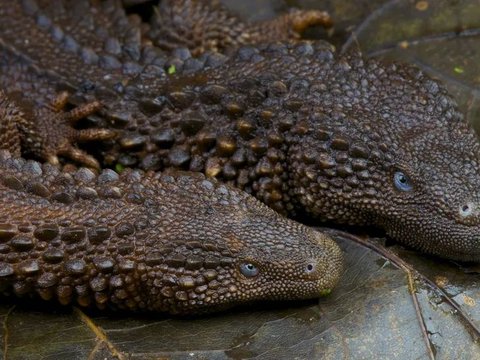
top-left (1, 0), bottom-right (480, 262)
top-left (0, 90), bottom-right (343, 314)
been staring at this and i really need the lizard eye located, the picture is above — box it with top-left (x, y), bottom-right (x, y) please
top-left (393, 171), bottom-right (413, 192)
top-left (240, 263), bottom-right (259, 277)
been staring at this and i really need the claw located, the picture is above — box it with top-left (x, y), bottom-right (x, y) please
top-left (287, 9), bottom-right (333, 35)
top-left (49, 91), bottom-right (70, 112)
top-left (65, 100), bottom-right (103, 125)
top-left (47, 155), bottom-right (60, 166)
top-left (57, 144), bottom-right (101, 170)
top-left (77, 128), bottom-right (117, 142)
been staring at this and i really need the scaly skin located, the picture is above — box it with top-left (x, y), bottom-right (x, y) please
top-left (0, 92), bottom-right (343, 314)
top-left (1, 1), bottom-right (480, 261)
top-left (147, 0), bottom-right (332, 55)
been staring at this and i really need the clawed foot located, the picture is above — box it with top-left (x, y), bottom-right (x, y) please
top-left (42, 92), bottom-right (116, 169)
top-left (19, 92), bottom-right (116, 170)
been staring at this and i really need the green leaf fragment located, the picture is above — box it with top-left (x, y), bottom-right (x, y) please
top-left (115, 163), bottom-right (125, 173)
top-left (319, 289), bottom-right (331, 296)
top-left (167, 65), bottom-right (176, 75)
top-left (453, 66), bottom-right (464, 74)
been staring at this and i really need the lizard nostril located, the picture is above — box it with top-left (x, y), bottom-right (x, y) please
top-left (305, 263), bottom-right (315, 274)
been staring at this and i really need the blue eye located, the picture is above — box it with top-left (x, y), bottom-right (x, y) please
top-left (240, 263), bottom-right (259, 277)
top-left (394, 171), bottom-right (413, 191)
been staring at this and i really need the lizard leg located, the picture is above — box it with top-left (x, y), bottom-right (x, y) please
top-left (0, 91), bottom-right (116, 169)
top-left (0, 91), bottom-right (22, 158)
top-left (251, 8), bottom-right (332, 40)
top-left (147, 0), bottom-right (332, 56)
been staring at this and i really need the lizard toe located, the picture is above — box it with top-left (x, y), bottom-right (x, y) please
top-left (76, 128), bottom-right (117, 142)
top-left (57, 143), bottom-right (101, 170)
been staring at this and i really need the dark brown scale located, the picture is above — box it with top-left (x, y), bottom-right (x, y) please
top-left (93, 257), bottom-right (115, 273)
top-left (115, 223), bottom-right (135, 237)
top-left (168, 147), bottom-right (191, 168)
top-left (168, 91), bottom-right (195, 109)
top-left (28, 182), bottom-right (51, 197)
top-left (18, 260), bottom-right (40, 275)
top-left (2, 175), bottom-right (24, 191)
top-left (42, 249), bottom-right (65, 264)
top-left (37, 272), bottom-right (58, 288)
top-left (120, 135), bottom-right (148, 150)
top-left (152, 129), bottom-right (175, 148)
top-left (76, 187), bottom-right (98, 200)
top-left (61, 227), bottom-right (86, 243)
top-left (250, 137), bottom-right (268, 156)
top-left (330, 137), bottom-right (350, 151)
top-left (0, 262), bottom-right (14, 277)
top-left (10, 236), bottom-right (35, 251)
top-left (87, 227), bottom-right (111, 244)
top-left (195, 131), bottom-right (216, 150)
top-left (64, 259), bottom-right (87, 276)
top-left (236, 119), bottom-right (255, 139)
top-left (201, 85), bottom-right (227, 104)
top-left (180, 113), bottom-right (205, 136)
top-left (216, 136), bottom-right (237, 157)
top-left (34, 225), bottom-right (59, 241)
top-left (0, 224), bottom-right (16, 241)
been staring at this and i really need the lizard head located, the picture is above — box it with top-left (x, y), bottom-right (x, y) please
top-left (376, 117), bottom-right (480, 262)
top-left (149, 175), bottom-right (343, 315)
top-left (289, 54), bottom-right (480, 261)
top-left (226, 214), bottom-right (343, 305)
